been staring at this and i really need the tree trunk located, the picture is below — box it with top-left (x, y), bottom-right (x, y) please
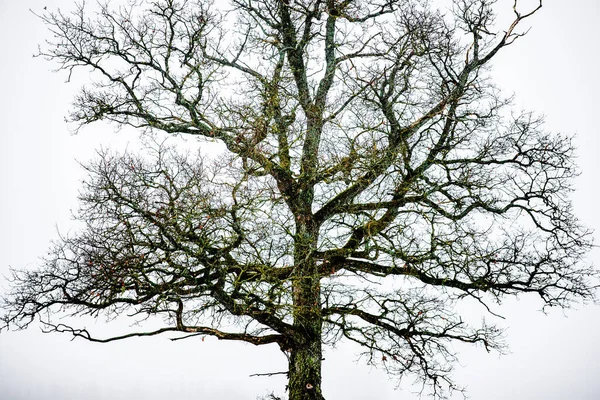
top-left (288, 272), bottom-right (324, 400)
top-left (289, 219), bottom-right (324, 400)
top-left (288, 331), bottom-right (324, 400)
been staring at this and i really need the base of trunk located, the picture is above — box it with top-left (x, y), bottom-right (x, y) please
top-left (287, 341), bottom-right (324, 400)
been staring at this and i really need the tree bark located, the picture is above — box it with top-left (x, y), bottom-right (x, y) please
top-left (288, 329), bottom-right (324, 400)
top-left (289, 219), bottom-right (324, 400)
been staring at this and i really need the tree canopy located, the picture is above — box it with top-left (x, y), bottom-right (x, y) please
top-left (1, 0), bottom-right (596, 399)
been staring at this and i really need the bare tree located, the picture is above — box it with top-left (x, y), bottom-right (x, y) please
top-left (2, 0), bottom-right (596, 399)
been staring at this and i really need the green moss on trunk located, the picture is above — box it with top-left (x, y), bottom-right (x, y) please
top-left (289, 219), bottom-right (324, 400)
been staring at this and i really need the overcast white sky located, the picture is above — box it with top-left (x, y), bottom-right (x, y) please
top-left (1, 1), bottom-right (599, 399)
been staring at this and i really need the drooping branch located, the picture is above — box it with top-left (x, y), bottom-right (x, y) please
top-left (43, 322), bottom-right (286, 347)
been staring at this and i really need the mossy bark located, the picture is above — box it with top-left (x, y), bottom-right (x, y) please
top-left (287, 329), bottom-right (324, 400)
top-left (288, 218), bottom-right (324, 400)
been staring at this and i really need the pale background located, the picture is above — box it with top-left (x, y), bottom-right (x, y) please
top-left (1, 1), bottom-right (599, 399)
